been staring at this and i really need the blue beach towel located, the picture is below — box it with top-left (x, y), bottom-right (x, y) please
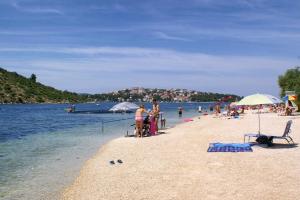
top-left (207, 143), bottom-right (253, 152)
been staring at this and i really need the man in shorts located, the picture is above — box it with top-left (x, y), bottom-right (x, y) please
top-left (152, 99), bottom-right (160, 133)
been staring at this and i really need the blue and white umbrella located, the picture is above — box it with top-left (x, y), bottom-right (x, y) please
top-left (109, 102), bottom-right (139, 111)
top-left (237, 93), bottom-right (282, 106)
top-left (237, 93), bottom-right (282, 134)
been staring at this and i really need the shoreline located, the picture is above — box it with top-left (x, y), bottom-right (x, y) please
top-left (59, 114), bottom-right (200, 197)
top-left (0, 103), bottom-right (203, 200)
top-left (59, 116), bottom-right (191, 198)
top-left (61, 112), bottom-right (300, 200)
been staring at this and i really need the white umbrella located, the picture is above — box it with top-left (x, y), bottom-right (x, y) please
top-left (236, 93), bottom-right (282, 106)
top-left (236, 93), bottom-right (282, 134)
top-left (109, 102), bottom-right (139, 111)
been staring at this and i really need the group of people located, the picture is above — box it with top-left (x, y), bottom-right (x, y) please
top-left (135, 101), bottom-right (296, 137)
top-left (269, 103), bottom-right (294, 116)
top-left (224, 104), bottom-right (243, 117)
top-left (135, 99), bottom-right (160, 138)
top-left (223, 103), bottom-right (295, 116)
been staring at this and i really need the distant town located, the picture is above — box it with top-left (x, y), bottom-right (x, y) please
top-left (91, 87), bottom-right (241, 103)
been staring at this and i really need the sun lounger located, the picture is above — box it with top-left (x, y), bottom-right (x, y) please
top-left (244, 120), bottom-right (294, 144)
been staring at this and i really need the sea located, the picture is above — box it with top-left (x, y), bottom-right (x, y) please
top-left (0, 102), bottom-right (214, 200)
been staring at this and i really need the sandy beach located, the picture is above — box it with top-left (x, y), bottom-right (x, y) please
top-left (62, 112), bottom-right (300, 200)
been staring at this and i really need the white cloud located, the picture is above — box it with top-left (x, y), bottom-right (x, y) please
top-left (0, 47), bottom-right (295, 74)
top-left (0, 46), bottom-right (298, 95)
top-left (153, 32), bottom-right (192, 41)
top-left (11, 1), bottom-right (63, 15)
top-left (148, 23), bottom-right (300, 44)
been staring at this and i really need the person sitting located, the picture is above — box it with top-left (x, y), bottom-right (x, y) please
top-left (230, 108), bottom-right (239, 117)
top-left (285, 106), bottom-right (292, 116)
top-left (142, 115), bottom-right (150, 136)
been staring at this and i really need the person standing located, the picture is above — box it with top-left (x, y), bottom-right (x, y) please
top-left (71, 104), bottom-right (76, 112)
top-left (214, 104), bottom-right (221, 116)
top-left (178, 106), bottom-right (183, 117)
top-left (135, 105), bottom-right (147, 137)
top-left (152, 99), bottom-right (160, 133)
top-left (198, 106), bottom-right (202, 113)
top-left (160, 112), bottom-right (166, 129)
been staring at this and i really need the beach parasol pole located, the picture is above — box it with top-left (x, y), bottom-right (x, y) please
top-left (236, 93), bottom-right (283, 135)
top-left (258, 108), bottom-right (261, 135)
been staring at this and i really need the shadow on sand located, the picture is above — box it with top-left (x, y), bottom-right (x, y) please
top-left (254, 143), bottom-right (298, 149)
top-left (125, 131), bottom-right (167, 138)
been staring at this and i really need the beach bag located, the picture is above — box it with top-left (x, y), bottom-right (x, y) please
top-left (256, 135), bottom-right (273, 146)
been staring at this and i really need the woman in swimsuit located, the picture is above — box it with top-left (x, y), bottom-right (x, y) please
top-left (135, 105), bottom-right (147, 137)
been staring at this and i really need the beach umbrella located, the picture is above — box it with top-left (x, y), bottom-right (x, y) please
top-left (236, 93), bottom-right (282, 134)
top-left (109, 102), bottom-right (139, 111)
top-left (236, 93), bottom-right (282, 106)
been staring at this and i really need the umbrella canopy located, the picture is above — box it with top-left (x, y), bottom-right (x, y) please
top-left (236, 93), bottom-right (282, 135)
top-left (237, 93), bottom-right (282, 106)
top-left (109, 102), bottom-right (139, 111)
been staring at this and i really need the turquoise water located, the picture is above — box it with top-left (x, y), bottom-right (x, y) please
top-left (0, 102), bottom-right (212, 200)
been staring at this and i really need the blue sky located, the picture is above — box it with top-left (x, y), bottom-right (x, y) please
top-left (0, 0), bottom-right (300, 96)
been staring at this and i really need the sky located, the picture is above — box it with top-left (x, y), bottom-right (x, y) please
top-left (0, 0), bottom-right (300, 96)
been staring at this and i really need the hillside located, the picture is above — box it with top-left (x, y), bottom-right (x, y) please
top-left (0, 68), bottom-right (88, 104)
top-left (0, 67), bottom-right (241, 104)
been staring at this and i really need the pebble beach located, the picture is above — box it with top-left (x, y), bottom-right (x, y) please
top-left (62, 112), bottom-right (300, 200)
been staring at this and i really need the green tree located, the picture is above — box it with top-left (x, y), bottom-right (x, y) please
top-left (30, 74), bottom-right (37, 82)
top-left (278, 67), bottom-right (300, 96)
top-left (278, 67), bottom-right (300, 109)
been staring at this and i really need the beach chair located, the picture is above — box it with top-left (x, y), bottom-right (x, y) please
top-left (244, 120), bottom-right (294, 144)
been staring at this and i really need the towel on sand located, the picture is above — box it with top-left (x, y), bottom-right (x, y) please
top-left (207, 143), bottom-right (253, 152)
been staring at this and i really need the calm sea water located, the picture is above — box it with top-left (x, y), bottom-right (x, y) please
top-left (0, 102), bottom-right (213, 200)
